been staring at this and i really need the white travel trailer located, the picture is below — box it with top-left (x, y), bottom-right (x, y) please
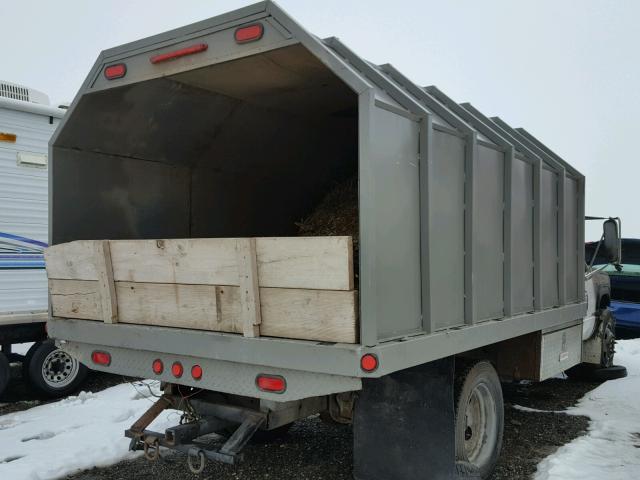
top-left (0, 81), bottom-right (86, 398)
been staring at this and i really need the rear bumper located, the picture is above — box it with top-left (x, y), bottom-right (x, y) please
top-left (49, 302), bottom-right (587, 383)
top-left (49, 317), bottom-right (365, 377)
top-left (61, 340), bottom-right (361, 402)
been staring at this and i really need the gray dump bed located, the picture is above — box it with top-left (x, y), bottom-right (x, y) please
top-left (48, 1), bottom-right (586, 394)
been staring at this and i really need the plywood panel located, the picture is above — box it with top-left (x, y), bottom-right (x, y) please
top-left (46, 236), bottom-right (353, 291)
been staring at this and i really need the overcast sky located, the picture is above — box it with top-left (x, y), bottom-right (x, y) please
top-left (3, 0), bottom-right (637, 241)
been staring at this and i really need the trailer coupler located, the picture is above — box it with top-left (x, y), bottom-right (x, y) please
top-left (125, 393), bottom-right (267, 473)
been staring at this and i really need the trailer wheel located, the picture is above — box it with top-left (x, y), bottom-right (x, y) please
top-left (0, 352), bottom-right (10, 398)
top-left (25, 340), bottom-right (87, 398)
top-left (454, 361), bottom-right (504, 480)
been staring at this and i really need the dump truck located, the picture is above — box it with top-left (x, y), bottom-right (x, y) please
top-left (45, 2), bottom-right (622, 478)
top-left (0, 82), bottom-right (87, 399)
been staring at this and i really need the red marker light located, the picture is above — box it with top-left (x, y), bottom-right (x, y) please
top-left (171, 362), bottom-right (184, 378)
top-left (191, 365), bottom-right (203, 381)
top-left (91, 351), bottom-right (111, 366)
top-left (234, 24), bottom-right (264, 44)
top-left (256, 374), bottom-right (286, 393)
top-left (360, 354), bottom-right (378, 372)
top-left (104, 64), bottom-right (127, 80)
top-left (152, 359), bottom-right (164, 375)
top-left (150, 43), bottom-right (208, 64)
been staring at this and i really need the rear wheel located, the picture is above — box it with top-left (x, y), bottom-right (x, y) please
top-left (454, 361), bottom-right (504, 480)
top-left (0, 352), bottom-right (9, 398)
top-left (25, 340), bottom-right (87, 398)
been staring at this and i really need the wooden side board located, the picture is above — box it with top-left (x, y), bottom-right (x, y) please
top-left (50, 279), bottom-right (358, 344)
top-left (45, 237), bottom-right (354, 291)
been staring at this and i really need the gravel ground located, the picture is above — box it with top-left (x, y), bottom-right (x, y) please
top-left (56, 376), bottom-right (599, 480)
top-left (492, 377), bottom-right (596, 479)
top-left (0, 356), bottom-right (599, 480)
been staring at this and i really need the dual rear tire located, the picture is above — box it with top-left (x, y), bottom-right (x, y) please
top-left (454, 361), bottom-right (504, 480)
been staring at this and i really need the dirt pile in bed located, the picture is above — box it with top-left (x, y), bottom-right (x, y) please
top-left (295, 177), bottom-right (359, 285)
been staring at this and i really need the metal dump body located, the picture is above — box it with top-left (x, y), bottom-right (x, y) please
top-left (48, 1), bottom-right (586, 393)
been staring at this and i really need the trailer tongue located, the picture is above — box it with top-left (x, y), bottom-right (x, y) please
top-left (46, 1), bottom-right (619, 478)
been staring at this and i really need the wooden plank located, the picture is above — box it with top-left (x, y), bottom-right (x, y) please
top-left (256, 237), bottom-right (354, 291)
top-left (259, 288), bottom-right (358, 343)
top-left (46, 237), bottom-right (353, 291)
top-left (236, 238), bottom-right (261, 338)
top-left (49, 280), bottom-right (358, 344)
top-left (117, 283), bottom-right (222, 331)
top-left (95, 240), bottom-right (118, 323)
top-left (111, 238), bottom-right (238, 285)
top-left (45, 241), bottom-right (98, 281)
top-left (50, 279), bottom-right (101, 320)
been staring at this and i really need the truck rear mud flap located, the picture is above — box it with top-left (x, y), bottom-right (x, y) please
top-left (125, 391), bottom-right (267, 473)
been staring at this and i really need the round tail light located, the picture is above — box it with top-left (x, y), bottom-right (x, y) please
top-left (360, 354), bottom-right (379, 372)
top-left (191, 365), bottom-right (203, 380)
top-left (152, 359), bottom-right (163, 375)
top-left (171, 362), bottom-right (184, 378)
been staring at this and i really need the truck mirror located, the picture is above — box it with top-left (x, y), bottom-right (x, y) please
top-left (602, 218), bottom-right (621, 264)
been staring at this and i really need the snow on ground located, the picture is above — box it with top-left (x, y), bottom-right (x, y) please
top-left (512, 404), bottom-right (562, 414)
top-left (536, 339), bottom-right (640, 480)
top-left (11, 342), bottom-right (34, 357)
top-left (0, 381), bottom-right (178, 480)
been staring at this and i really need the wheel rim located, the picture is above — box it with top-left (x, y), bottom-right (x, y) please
top-left (463, 382), bottom-right (498, 467)
top-left (41, 349), bottom-right (80, 389)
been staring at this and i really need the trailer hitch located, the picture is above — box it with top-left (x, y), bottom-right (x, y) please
top-left (143, 435), bottom-right (160, 461)
top-left (187, 448), bottom-right (206, 474)
top-left (126, 392), bottom-right (267, 472)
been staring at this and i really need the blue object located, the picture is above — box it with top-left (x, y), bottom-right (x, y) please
top-left (610, 301), bottom-right (640, 328)
top-left (610, 300), bottom-right (640, 338)
top-left (0, 232), bottom-right (47, 270)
